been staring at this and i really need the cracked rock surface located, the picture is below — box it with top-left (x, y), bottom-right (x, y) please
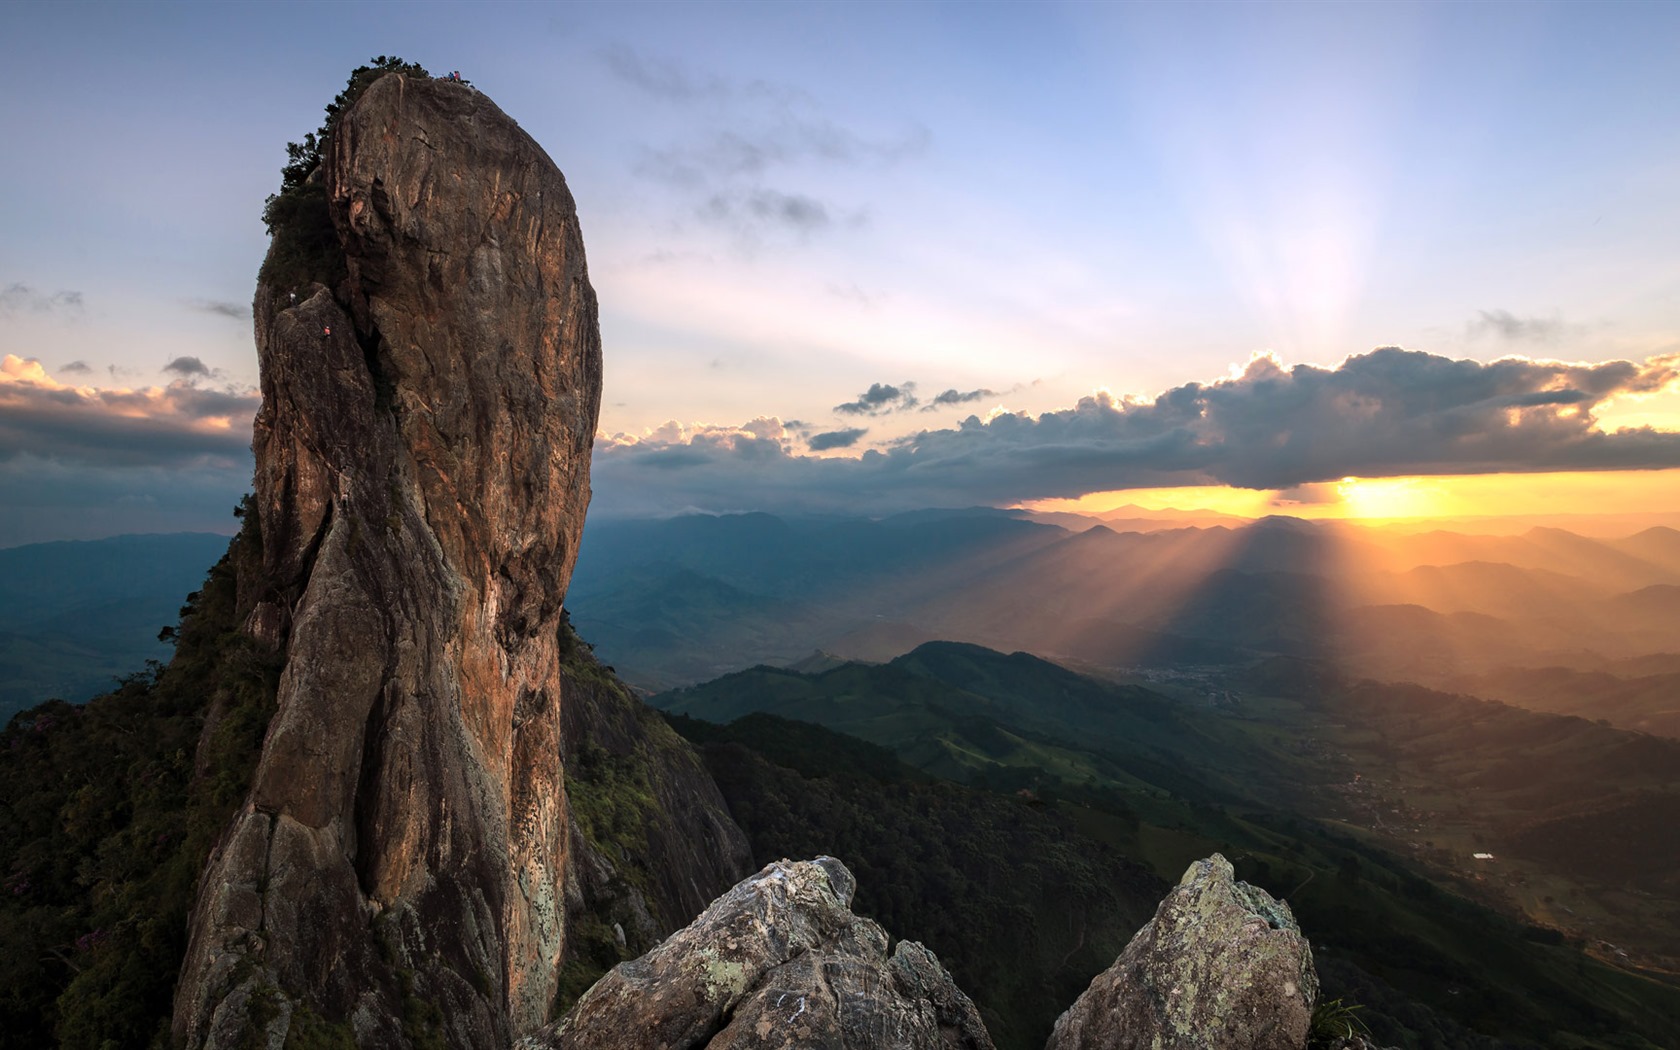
top-left (1046, 853), bottom-right (1317, 1050)
top-left (531, 857), bottom-right (996, 1050)
top-left (173, 72), bottom-right (601, 1050)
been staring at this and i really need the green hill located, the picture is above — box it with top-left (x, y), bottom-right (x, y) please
top-left (653, 644), bottom-right (1680, 1050)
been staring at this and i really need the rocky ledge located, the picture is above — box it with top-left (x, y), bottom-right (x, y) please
top-left (1048, 853), bottom-right (1318, 1050)
top-left (529, 857), bottom-right (995, 1050)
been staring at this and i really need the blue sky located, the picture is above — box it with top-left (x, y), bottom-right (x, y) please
top-left (3, 1), bottom-right (1679, 543)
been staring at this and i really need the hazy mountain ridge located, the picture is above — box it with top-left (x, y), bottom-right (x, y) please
top-left (566, 511), bottom-right (1680, 730)
top-left (1450, 666), bottom-right (1680, 739)
top-left (0, 533), bottom-right (232, 723)
top-left (20, 513), bottom-right (1674, 731)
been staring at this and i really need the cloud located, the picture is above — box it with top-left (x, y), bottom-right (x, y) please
top-left (0, 354), bottom-right (257, 546)
top-left (836, 382), bottom-right (919, 416)
top-left (164, 356), bottom-right (212, 378)
top-left (600, 44), bottom-right (733, 103)
top-left (1468, 309), bottom-right (1576, 344)
top-left (0, 284), bottom-right (83, 315)
top-left (590, 347), bottom-right (1680, 517)
top-left (59, 360), bottom-right (92, 375)
top-left (1273, 483), bottom-right (1342, 505)
top-left (701, 189), bottom-right (833, 236)
top-left (922, 387), bottom-right (997, 411)
top-left (808, 427), bottom-right (867, 451)
top-left (0, 354), bottom-right (257, 469)
top-left (612, 45), bottom-right (926, 247)
top-left (188, 299), bottom-right (248, 320)
top-left (639, 123), bottom-right (929, 188)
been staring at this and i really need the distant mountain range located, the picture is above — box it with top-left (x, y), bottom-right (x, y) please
top-left (0, 533), bottom-right (231, 725)
top-left (15, 516), bottom-right (1678, 742)
top-left (568, 510), bottom-right (1680, 736)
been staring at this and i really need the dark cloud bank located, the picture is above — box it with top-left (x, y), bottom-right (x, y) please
top-left (594, 347), bottom-right (1680, 517)
top-left (6, 346), bottom-right (1679, 543)
top-left (0, 381), bottom-right (257, 468)
top-left (0, 365), bottom-right (259, 546)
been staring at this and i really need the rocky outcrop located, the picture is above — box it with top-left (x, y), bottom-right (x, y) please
top-left (1046, 854), bottom-right (1317, 1050)
top-left (173, 72), bottom-right (604, 1049)
top-left (532, 857), bottom-right (995, 1050)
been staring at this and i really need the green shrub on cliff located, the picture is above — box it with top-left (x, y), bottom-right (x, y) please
top-left (259, 56), bottom-right (429, 292)
top-left (0, 504), bottom-right (280, 1047)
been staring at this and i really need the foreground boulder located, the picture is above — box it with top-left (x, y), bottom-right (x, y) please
top-left (1046, 854), bottom-right (1317, 1050)
top-left (532, 857), bottom-right (995, 1050)
top-left (174, 71), bottom-right (602, 1049)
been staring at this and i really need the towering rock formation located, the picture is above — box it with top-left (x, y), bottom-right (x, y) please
top-left (175, 73), bottom-right (608, 1048)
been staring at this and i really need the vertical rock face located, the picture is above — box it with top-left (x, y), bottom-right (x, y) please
top-left (174, 73), bottom-right (602, 1049)
top-left (1046, 854), bottom-right (1318, 1050)
top-left (533, 857), bottom-right (996, 1050)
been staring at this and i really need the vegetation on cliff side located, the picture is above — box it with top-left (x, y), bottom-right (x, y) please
top-left (0, 504), bottom-right (280, 1048)
top-left (258, 55), bottom-right (429, 293)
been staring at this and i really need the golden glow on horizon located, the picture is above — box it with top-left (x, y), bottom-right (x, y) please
top-left (1597, 387), bottom-right (1680, 432)
top-left (1022, 469), bottom-right (1680, 523)
top-left (1332, 477), bottom-right (1444, 520)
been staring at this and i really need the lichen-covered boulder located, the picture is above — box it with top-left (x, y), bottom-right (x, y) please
top-left (530, 857), bottom-right (995, 1050)
top-left (1046, 854), bottom-right (1316, 1050)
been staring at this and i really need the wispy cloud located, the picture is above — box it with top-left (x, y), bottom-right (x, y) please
top-left (701, 189), bottom-right (835, 237)
top-left (59, 360), bottom-right (93, 375)
top-left (0, 453), bottom-right (248, 548)
top-left (638, 122), bottom-right (930, 188)
top-left (1468, 309), bottom-right (1580, 345)
top-left (836, 381), bottom-right (919, 416)
top-left (600, 44), bottom-right (735, 103)
top-left (187, 298), bottom-right (248, 320)
top-left (0, 284), bottom-right (83, 316)
top-left (592, 348), bottom-right (1680, 516)
top-left (607, 44), bottom-right (927, 246)
top-left (922, 387), bottom-right (997, 411)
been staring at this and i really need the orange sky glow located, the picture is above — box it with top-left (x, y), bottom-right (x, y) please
top-left (1020, 469), bottom-right (1680, 527)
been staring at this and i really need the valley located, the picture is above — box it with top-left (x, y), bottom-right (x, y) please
top-left (570, 508), bottom-right (1680, 1047)
top-left (651, 642), bottom-right (1680, 1048)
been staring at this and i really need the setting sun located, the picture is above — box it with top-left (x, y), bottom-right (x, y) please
top-left (1332, 476), bottom-right (1442, 520)
top-left (1022, 469), bottom-right (1680, 528)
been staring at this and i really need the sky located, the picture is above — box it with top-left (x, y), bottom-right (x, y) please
top-left (3, 1), bottom-right (1680, 545)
